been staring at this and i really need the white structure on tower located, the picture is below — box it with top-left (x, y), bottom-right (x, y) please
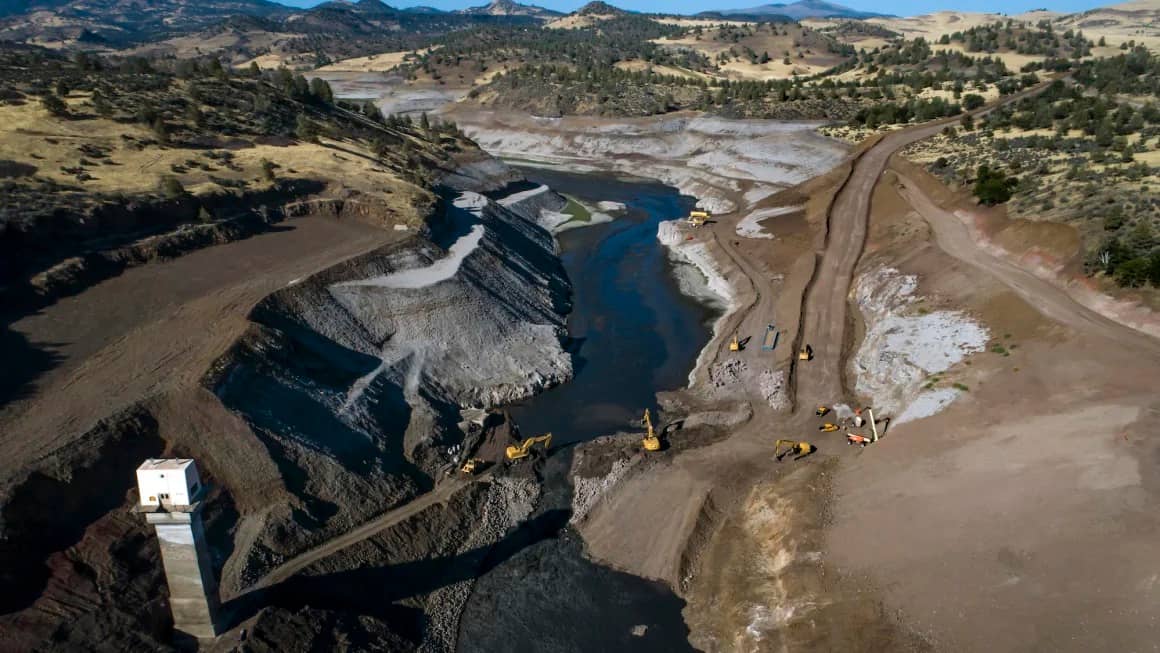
top-left (136, 459), bottom-right (220, 640)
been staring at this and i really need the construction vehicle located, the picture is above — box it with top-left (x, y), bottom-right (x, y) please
top-left (818, 423), bottom-right (839, 432)
top-left (815, 406), bottom-right (830, 417)
top-left (847, 408), bottom-right (880, 447)
top-left (505, 433), bottom-right (552, 461)
top-left (775, 440), bottom-right (815, 461)
top-left (729, 334), bottom-right (741, 352)
top-left (460, 458), bottom-right (485, 475)
top-left (642, 409), bottom-right (661, 452)
top-left (799, 344), bottom-right (813, 361)
top-left (687, 210), bottom-right (711, 227)
top-left (761, 324), bottom-right (778, 351)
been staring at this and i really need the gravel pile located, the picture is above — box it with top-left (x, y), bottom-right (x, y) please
top-left (758, 369), bottom-right (789, 410)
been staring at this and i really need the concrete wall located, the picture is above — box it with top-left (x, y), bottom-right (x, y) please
top-left (147, 512), bottom-right (220, 639)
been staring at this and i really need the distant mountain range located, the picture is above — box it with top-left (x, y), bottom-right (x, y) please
top-left (458, 0), bottom-right (562, 17)
top-left (703, 0), bottom-right (889, 20)
top-left (0, 0), bottom-right (894, 47)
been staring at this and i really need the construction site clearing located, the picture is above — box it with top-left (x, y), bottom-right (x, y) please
top-left (3, 74), bottom-right (1159, 652)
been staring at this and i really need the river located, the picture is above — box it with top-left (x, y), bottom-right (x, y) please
top-left (456, 169), bottom-right (720, 652)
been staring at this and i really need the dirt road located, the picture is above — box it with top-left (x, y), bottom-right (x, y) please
top-left (253, 474), bottom-right (481, 590)
top-left (799, 81), bottom-right (1064, 404)
top-left (895, 169), bottom-right (1160, 357)
top-left (0, 216), bottom-right (395, 489)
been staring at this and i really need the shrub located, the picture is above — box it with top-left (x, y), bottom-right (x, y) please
top-left (41, 93), bottom-right (68, 117)
top-left (963, 94), bottom-right (986, 110)
top-left (295, 114), bottom-right (318, 142)
top-left (1115, 257), bottom-right (1150, 287)
top-left (160, 175), bottom-right (186, 199)
top-left (974, 165), bottom-right (1017, 205)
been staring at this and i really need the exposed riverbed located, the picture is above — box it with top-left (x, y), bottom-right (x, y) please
top-left (458, 169), bottom-right (723, 651)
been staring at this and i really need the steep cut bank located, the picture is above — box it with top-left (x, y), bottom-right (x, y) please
top-left (0, 153), bottom-right (583, 650)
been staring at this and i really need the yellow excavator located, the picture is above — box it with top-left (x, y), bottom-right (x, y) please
top-left (799, 344), bottom-right (814, 361)
top-left (775, 440), bottom-right (815, 461)
top-left (642, 409), bottom-right (661, 452)
top-left (729, 334), bottom-right (741, 352)
top-left (505, 433), bottom-right (552, 461)
top-left (818, 423), bottom-right (839, 432)
top-left (815, 405), bottom-right (829, 417)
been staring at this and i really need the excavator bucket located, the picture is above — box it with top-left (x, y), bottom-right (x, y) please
top-left (642, 409), bottom-right (662, 451)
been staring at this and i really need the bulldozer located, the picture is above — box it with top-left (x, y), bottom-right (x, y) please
top-left (818, 423), bottom-right (839, 432)
top-left (687, 210), bottom-right (711, 227)
top-left (729, 334), bottom-right (741, 352)
top-left (815, 405), bottom-right (830, 417)
top-left (642, 409), bottom-right (661, 452)
top-left (460, 458), bottom-right (485, 475)
top-left (799, 344), bottom-right (813, 361)
top-left (775, 440), bottom-right (815, 461)
top-left (505, 433), bottom-right (552, 461)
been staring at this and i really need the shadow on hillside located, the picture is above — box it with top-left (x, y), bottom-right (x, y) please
top-left (219, 509), bottom-right (570, 631)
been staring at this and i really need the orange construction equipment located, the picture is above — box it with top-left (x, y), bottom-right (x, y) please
top-left (847, 408), bottom-right (880, 446)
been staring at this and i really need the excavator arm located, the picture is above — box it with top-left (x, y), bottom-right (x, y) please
top-left (642, 409), bottom-right (661, 451)
top-left (505, 433), bottom-right (553, 460)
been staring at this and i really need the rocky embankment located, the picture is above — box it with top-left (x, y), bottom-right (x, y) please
top-left (446, 110), bottom-right (848, 217)
top-left (0, 161), bottom-right (579, 651)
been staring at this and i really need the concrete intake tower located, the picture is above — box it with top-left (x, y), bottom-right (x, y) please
top-left (135, 459), bottom-right (220, 641)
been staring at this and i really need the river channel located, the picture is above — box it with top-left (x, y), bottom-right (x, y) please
top-left (456, 168), bottom-right (721, 652)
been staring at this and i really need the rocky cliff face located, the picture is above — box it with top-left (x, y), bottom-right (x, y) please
top-left (209, 179), bottom-right (573, 585)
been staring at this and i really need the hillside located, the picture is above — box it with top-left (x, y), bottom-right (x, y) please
top-left (459, 0), bottom-right (562, 18)
top-left (0, 43), bottom-right (476, 305)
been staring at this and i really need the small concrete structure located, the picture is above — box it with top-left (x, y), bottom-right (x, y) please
top-left (136, 459), bottom-right (220, 641)
top-left (137, 458), bottom-right (203, 507)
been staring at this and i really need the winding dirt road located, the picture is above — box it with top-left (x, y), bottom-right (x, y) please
top-left (895, 170), bottom-right (1160, 357)
top-left (252, 474), bottom-right (483, 590)
top-left (796, 81), bottom-right (1066, 406)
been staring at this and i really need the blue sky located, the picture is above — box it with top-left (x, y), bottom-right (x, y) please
top-left (275, 0), bottom-right (1115, 17)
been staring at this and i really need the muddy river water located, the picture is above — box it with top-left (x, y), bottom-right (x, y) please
top-left (456, 169), bottom-right (720, 651)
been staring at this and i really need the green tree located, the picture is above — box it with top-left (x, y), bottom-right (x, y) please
top-left (1115, 257), bottom-right (1150, 287)
top-left (962, 93), bottom-right (985, 111)
top-left (152, 117), bottom-right (169, 144)
top-left (41, 92), bottom-right (68, 117)
top-left (260, 158), bottom-right (277, 182)
top-left (295, 114), bottom-right (318, 142)
top-left (309, 78), bottom-right (333, 104)
top-left (92, 90), bottom-right (113, 118)
top-left (160, 176), bottom-right (186, 199)
top-left (974, 165), bottom-right (1017, 205)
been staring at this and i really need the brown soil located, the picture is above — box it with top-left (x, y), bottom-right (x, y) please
top-left (575, 80), bottom-right (1160, 652)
